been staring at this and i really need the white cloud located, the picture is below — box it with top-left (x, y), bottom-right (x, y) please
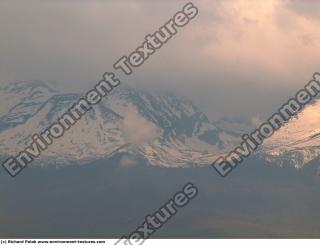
top-left (122, 105), bottom-right (161, 147)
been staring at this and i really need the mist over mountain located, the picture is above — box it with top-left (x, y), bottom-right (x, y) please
top-left (1, 0), bottom-right (320, 239)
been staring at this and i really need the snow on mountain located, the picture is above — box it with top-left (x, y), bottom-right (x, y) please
top-left (261, 100), bottom-right (320, 168)
top-left (0, 80), bottom-right (56, 128)
top-left (0, 81), bottom-right (236, 167)
top-left (1, 80), bottom-right (320, 169)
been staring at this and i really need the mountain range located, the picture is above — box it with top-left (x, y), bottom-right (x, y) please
top-left (0, 80), bottom-right (319, 170)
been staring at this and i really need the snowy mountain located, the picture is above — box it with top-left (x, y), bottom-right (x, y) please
top-left (261, 100), bottom-right (320, 169)
top-left (0, 80), bottom-right (239, 167)
top-left (1, 80), bottom-right (320, 170)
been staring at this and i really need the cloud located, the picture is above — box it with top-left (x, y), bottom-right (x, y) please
top-left (286, 1), bottom-right (320, 20)
top-left (122, 106), bottom-right (161, 146)
top-left (0, 0), bottom-right (320, 120)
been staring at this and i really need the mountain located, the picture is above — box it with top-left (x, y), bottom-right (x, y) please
top-left (0, 80), bottom-right (239, 167)
top-left (261, 100), bottom-right (320, 169)
top-left (1, 80), bottom-right (320, 170)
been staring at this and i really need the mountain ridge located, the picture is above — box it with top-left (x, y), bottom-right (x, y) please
top-left (0, 80), bottom-right (238, 167)
top-left (1, 80), bottom-right (320, 170)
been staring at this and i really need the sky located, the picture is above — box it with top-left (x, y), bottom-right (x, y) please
top-left (0, 0), bottom-right (320, 120)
